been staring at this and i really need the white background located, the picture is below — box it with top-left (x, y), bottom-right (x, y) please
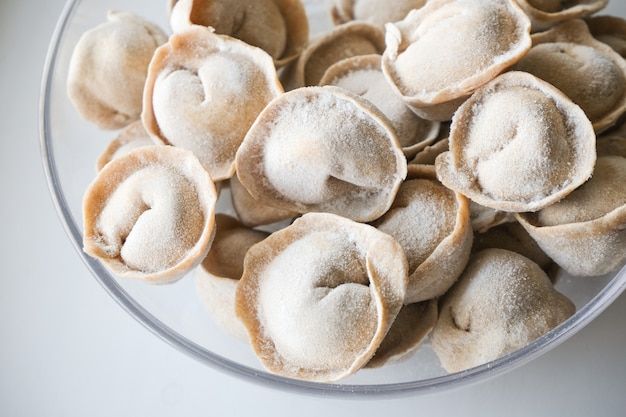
top-left (2, 0), bottom-right (626, 415)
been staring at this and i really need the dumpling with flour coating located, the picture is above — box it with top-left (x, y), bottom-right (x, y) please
top-left (330, 0), bottom-right (426, 27)
top-left (235, 85), bottom-right (407, 223)
top-left (372, 164), bottom-right (473, 304)
top-left (587, 14), bottom-right (626, 58)
top-left (67, 10), bottom-right (168, 130)
top-left (281, 21), bottom-right (385, 89)
top-left (235, 212), bottom-right (408, 382)
top-left (516, 155), bottom-right (626, 277)
top-left (142, 26), bottom-right (284, 181)
top-left (319, 54), bottom-right (440, 158)
top-left (515, 0), bottom-right (608, 31)
top-left (229, 174), bottom-right (297, 227)
top-left (430, 248), bottom-right (575, 373)
top-left (435, 71), bottom-right (596, 213)
top-left (366, 299), bottom-right (437, 368)
top-left (514, 19), bottom-right (626, 134)
top-left (382, 0), bottom-right (532, 121)
top-left (82, 146), bottom-right (218, 284)
top-left (96, 121), bottom-right (157, 171)
top-left (195, 214), bottom-right (269, 341)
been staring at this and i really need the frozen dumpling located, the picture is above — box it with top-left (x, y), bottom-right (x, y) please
top-left (95, 120), bottom-right (157, 171)
top-left (514, 19), bottom-right (626, 133)
top-left (372, 164), bottom-right (473, 304)
top-left (67, 10), bottom-right (168, 129)
top-left (235, 85), bottom-right (407, 223)
top-left (83, 146), bottom-right (218, 284)
top-left (330, 0), bottom-right (426, 27)
top-left (516, 155), bottom-right (626, 276)
top-left (320, 54), bottom-right (440, 158)
top-left (430, 248), bottom-right (575, 373)
top-left (515, 0), bottom-right (608, 31)
top-left (281, 21), bottom-right (385, 89)
top-left (142, 26), bottom-right (284, 181)
top-left (195, 214), bottom-right (269, 341)
top-left (235, 212), bottom-right (408, 382)
top-left (382, 0), bottom-right (531, 121)
top-left (435, 71), bottom-right (596, 213)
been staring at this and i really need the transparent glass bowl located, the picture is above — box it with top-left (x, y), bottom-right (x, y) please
top-left (40, 0), bottom-right (626, 397)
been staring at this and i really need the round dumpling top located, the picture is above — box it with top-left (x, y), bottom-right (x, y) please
top-left (514, 19), bottom-right (626, 133)
top-left (435, 71), bottom-right (596, 212)
top-left (235, 85), bottom-right (407, 223)
top-left (67, 10), bottom-right (168, 130)
top-left (82, 145), bottom-right (218, 284)
top-left (372, 164), bottom-right (472, 304)
top-left (235, 212), bottom-right (408, 382)
top-left (382, 0), bottom-right (531, 121)
top-left (142, 26), bottom-right (284, 181)
top-left (430, 248), bottom-right (575, 373)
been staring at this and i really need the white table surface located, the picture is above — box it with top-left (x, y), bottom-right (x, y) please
top-left (2, 0), bottom-right (626, 415)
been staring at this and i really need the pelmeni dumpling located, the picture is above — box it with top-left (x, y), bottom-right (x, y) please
top-left (516, 155), bottom-right (626, 276)
top-left (142, 26), bottom-right (284, 181)
top-left (430, 248), bottom-right (575, 373)
top-left (235, 212), bottom-right (408, 382)
top-left (235, 85), bottom-right (407, 223)
top-left (382, 0), bottom-right (532, 121)
top-left (169, 0), bottom-right (309, 67)
top-left (514, 19), bottom-right (626, 134)
top-left (67, 10), bottom-right (168, 130)
top-left (372, 164), bottom-right (473, 304)
top-left (435, 71), bottom-right (596, 213)
top-left (83, 146), bottom-right (218, 284)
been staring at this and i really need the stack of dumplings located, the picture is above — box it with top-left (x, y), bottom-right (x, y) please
top-left (69, 0), bottom-right (626, 382)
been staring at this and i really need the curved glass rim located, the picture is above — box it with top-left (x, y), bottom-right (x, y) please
top-left (39, 0), bottom-right (626, 399)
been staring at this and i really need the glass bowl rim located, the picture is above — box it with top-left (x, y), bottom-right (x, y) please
top-left (39, 0), bottom-right (626, 398)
